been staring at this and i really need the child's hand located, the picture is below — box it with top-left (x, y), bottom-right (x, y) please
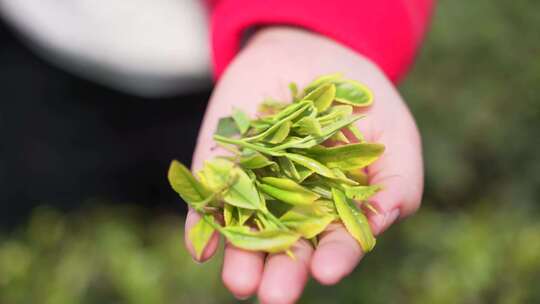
top-left (186, 27), bottom-right (424, 304)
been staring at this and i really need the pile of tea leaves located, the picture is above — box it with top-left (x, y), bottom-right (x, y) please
top-left (168, 73), bottom-right (385, 259)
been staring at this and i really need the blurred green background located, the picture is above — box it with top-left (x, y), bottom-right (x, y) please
top-left (1, 0), bottom-right (539, 303)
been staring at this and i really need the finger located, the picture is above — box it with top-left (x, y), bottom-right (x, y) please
top-left (184, 207), bottom-right (220, 262)
top-left (351, 85), bottom-right (424, 235)
top-left (258, 239), bottom-right (313, 304)
top-left (366, 107), bottom-right (424, 235)
top-left (186, 125), bottom-right (225, 263)
top-left (310, 223), bottom-right (363, 285)
top-left (222, 244), bottom-right (265, 300)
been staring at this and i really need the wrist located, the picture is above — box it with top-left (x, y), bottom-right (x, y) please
top-left (245, 26), bottom-right (318, 49)
top-left (228, 26), bottom-right (387, 91)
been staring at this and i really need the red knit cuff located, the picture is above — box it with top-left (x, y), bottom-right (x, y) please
top-left (210, 0), bottom-right (434, 82)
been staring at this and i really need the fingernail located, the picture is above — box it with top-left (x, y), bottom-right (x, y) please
top-left (371, 208), bottom-right (400, 235)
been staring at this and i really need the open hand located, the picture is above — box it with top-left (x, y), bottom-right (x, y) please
top-left (186, 27), bottom-right (423, 304)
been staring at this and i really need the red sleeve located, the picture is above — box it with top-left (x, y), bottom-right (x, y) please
top-left (208, 0), bottom-right (434, 83)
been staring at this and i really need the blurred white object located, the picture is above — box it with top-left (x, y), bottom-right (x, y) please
top-left (0, 0), bottom-right (211, 96)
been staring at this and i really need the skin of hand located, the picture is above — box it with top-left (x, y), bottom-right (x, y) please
top-left (185, 27), bottom-right (424, 304)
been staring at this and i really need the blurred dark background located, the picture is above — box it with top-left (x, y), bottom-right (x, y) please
top-left (0, 18), bottom-right (211, 227)
top-left (1, 0), bottom-right (540, 303)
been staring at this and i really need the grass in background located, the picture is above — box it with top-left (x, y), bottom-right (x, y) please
top-left (1, 204), bottom-right (539, 304)
top-left (402, 0), bottom-right (540, 210)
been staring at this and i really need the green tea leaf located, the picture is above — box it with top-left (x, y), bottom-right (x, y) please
top-left (168, 160), bottom-right (212, 207)
top-left (253, 218), bottom-right (264, 230)
top-left (306, 183), bottom-right (333, 199)
top-left (250, 118), bottom-right (273, 134)
top-left (215, 117), bottom-right (240, 137)
top-left (244, 102), bottom-right (311, 142)
top-left (346, 124), bottom-right (365, 142)
top-left (255, 212), bottom-right (277, 230)
top-left (245, 168), bottom-right (257, 182)
top-left (289, 82), bottom-right (299, 102)
top-left (214, 135), bottom-right (283, 157)
top-left (239, 149), bottom-right (278, 170)
top-left (280, 205), bottom-right (335, 239)
top-left (334, 80), bottom-right (373, 107)
top-left (303, 83), bottom-right (336, 112)
top-left (293, 116), bottom-right (323, 136)
top-left (237, 207), bottom-right (254, 225)
top-left (232, 108), bottom-right (251, 135)
top-left (223, 166), bottom-right (263, 210)
top-left (343, 185), bottom-right (382, 201)
top-left (189, 216), bottom-right (216, 260)
top-left (332, 188), bottom-right (376, 252)
top-left (266, 199), bottom-right (294, 218)
top-left (270, 136), bottom-right (318, 151)
top-left (258, 99), bottom-right (288, 115)
top-left (265, 120), bottom-right (291, 144)
top-left (319, 115), bottom-right (364, 137)
top-left (314, 199), bottom-right (338, 216)
top-left (284, 153), bottom-right (336, 179)
top-left (345, 169), bottom-right (369, 185)
top-left (304, 74), bottom-right (372, 107)
top-left (317, 105), bottom-right (353, 125)
top-left (276, 157), bottom-right (314, 183)
top-left (304, 73), bottom-right (343, 94)
top-left (300, 143), bottom-right (385, 170)
top-left (363, 202), bottom-right (379, 215)
top-left (272, 100), bottom-right (313, 122)
top-left (197, 158), bottom-right (236, 193)
top-left (296, 165), bottom-right (314, 183)
top-left (330, 167), bottom-right (359, 185)
top-left (257, 210), bottom-right (289, 230)
top-left (219, 226), bottom-right (300, 253)
top-left (329, 130), bottom-right (350, 143)
top-left (278, 157), bottom-right (301, 180)
top-left (271, 115), bottom-right (363, 150)
top-left (223, 204), bottom-right (236, 226)
top-left (259, 177), bottom-right (320, 206)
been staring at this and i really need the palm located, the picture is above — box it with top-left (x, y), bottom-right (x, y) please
top-left (186, 28), bottom-right (423, 304)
